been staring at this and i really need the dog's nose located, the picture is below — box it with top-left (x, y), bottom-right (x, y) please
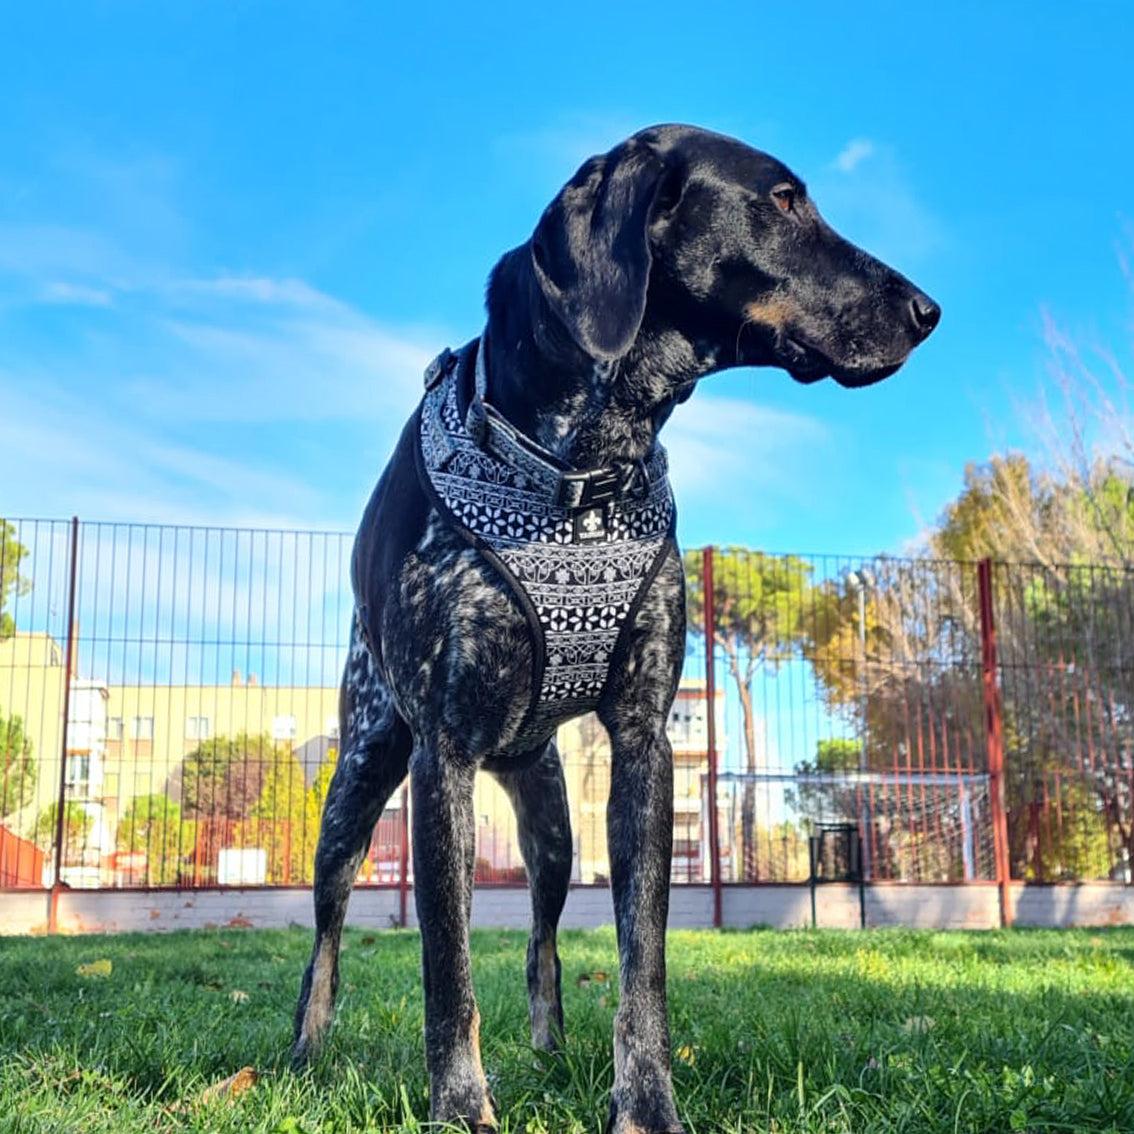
top-left (908, 292), bottom-right (941, 340)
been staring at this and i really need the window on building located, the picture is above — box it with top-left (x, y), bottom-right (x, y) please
top-left (132, 716), bottom-right (154, 741)
top-left (186, 715), bottom-right (212, 740)
top-left (66, 753), bottom-right (91, 795)
top-left (272, 714), bottom-right (297, 741)
top-left (107, 717), bottom-right (124, 740)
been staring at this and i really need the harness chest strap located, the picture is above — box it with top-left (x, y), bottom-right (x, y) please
top-left (416, 339), bottom-right (676, 730)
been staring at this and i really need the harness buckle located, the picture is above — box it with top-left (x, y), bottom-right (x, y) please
top-left (555, 459), bottom-right (651, 511)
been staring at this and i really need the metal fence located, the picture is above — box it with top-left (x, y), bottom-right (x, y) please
top-left (1, 518), bottom-right (1131, 906)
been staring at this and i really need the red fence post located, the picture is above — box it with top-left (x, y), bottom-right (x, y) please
top-left (978, 558), bottom-right (1012, 927)
top-left (49, 517), bottom-right (81, 934)
top-left (702, 547), bottom-right (722, 929)
top-left (398, 784), bottom-right (410, 928)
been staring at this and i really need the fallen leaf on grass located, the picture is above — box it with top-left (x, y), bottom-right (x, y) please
top-left (576, 971), bottom-right (610, 988)
top-left (76, 959), bottom-right (113, 978)
top-left (900, 1015), bottom-right (935, 1033)
top-left (201, 1066), bottom-right (259, 1104)
top-left (676, 1045), bottom-right (696, 1066)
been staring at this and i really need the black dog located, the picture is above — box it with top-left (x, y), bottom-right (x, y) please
top-left (293, 124), bottom-right (939, 1133)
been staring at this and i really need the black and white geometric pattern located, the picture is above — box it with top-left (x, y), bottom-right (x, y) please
top-left (419, 351), bottom-right (674, 714)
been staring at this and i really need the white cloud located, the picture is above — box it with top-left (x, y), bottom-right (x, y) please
top-left (168, 275), bottom-right (337, 309)
top-left (0, 378), bottom-right (333, 527)
top-left (0, 222), bottom-right (142, 286)
top-left (38, 280), bottom-right (115, 307)
top-left (813, 141), bottom-right (945, 267)
top-left (832, 138), bottom-right (876, 174)
top-left (666, 393), bottom-right (830, 502)
top-left (0, 144), bottom-right (444, 529)
top-left (0, 228), bottom-right (439, 524)
top-left (494, 114), bottom-right (640, 169)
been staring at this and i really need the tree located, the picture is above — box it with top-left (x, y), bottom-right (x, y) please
top-left (1, 707), bottom-right (34, 818)
top-left (801, 559), bottom-right (988, 881)
top-left (233, 747), bottom-right (322, 883)
top-left (0, 520), bottom-right (31, 640)
top-left (34, 800), bottom-right (92, 859)
top-left (683, 547), bottom-right (814, 879)
top-left (180, 733), bottom-right (277, 821)
top-left (308, 748), bottom-right (337, 820)
top-left (788, 738), bottom-right (862, 828)
top-left (117, 794), bottom-right (196, 885)
top-left (924, 450), bottom-right (1134, 879)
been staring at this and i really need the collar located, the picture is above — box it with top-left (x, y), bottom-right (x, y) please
top-left (424, 337), bottom-right (665, 513)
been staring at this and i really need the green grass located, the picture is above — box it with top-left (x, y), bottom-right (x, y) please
top-left (1, 925), bottom-right (1132, 1132)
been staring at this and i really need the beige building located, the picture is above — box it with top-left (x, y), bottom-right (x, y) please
top-left (558, 681), bottom-right (727, 884)
top-left (1, 630), bottom-right (725, 887)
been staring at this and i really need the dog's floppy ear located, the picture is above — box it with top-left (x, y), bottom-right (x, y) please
top-left (530, 140), bottom-right (671, 361)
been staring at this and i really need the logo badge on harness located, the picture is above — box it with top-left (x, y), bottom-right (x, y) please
top-left (574, 507), bottom-right (607, 543)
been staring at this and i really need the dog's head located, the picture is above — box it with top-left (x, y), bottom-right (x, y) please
top-left (529, 124), bottom-right (939, 389)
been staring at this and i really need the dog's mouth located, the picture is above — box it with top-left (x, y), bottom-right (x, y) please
top-left (778, 335), bottom-right (906, 388)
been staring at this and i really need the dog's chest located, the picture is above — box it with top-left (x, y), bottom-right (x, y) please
top-left (417, 363), bottom-right (674, 721)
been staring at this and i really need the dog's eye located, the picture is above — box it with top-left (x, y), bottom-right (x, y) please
top-left (771, 184), bottom-right (796, 213)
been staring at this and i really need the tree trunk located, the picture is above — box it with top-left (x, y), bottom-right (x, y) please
top-left (718, 633), bottom-right (761, 882)
top-left (737, 677), bottom-right (759, 881)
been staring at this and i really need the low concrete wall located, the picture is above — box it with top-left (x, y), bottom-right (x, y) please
top-left (2, 882), bottom-right (1132, 935)
top-left (1010, 882), bottom-right (1134, 927)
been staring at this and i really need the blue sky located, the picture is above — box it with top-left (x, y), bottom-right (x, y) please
top-left (2, 1), bottom-right (1133, 556)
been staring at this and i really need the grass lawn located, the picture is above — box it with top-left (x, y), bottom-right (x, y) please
top-left (0, 924), bottom-right (1132, 1133)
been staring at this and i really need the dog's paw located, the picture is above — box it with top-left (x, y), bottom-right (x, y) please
top-left (289, 1037), bottom-right (314, 1073)
top-left (605, 1097), bottom-right (685, 1134)
top-left (433, 1081), bottom-right (497, 1133)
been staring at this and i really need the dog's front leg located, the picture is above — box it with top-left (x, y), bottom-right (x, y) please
top-left (597, 554), bottom-right (686, 1134)
top-left (601, 719), bottom-right (684, 1134)
top-left (411, 739), bottom-right (496, 1132)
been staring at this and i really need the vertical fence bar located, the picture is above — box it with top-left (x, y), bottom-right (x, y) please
top-left (49, 517), bottom-right (81, 933)
top-left (398, 784), bottom-right (410, 928)
top-left (978, 558), bottom-right (1012, 927)
top-left (702, 547), bottom-right (722, 928)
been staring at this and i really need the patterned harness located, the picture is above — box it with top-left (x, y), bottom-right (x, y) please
top-left (415, 339), bottom-right (676, 747)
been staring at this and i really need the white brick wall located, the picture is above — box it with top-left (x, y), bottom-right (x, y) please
top-left (2, 882), bottom-right (1132, 936)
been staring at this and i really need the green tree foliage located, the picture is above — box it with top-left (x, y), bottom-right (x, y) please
top-left (0, 520), bottom-right (32, 640)
top-left (0, 707), bottom-right (35, 818)
top-left (800, 440), bottom-right (1133, 880)
top-left (932, 454), bottom-right (1060, 564)
top-left (34, 800), bottom-right (92, 857)
top-left (180, 733), bottom-right (277, 821)
top-left (928, 453), bottom-right (1134, 878)
top-left (116, 794), bottom-right (196, 885)
top-left (787, 739), bottom-right (862, 828)
top-left (801, 560), bottom-right (992, 881)
top-left (684, 547), bottom-right (813, 879)
top-left (233, 747), bottom-right (322, 883)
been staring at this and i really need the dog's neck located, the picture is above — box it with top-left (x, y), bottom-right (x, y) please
top-left (484, 248), bottom-right (709, 470)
